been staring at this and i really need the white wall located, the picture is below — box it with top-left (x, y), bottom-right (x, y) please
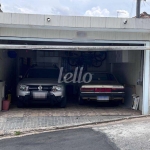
top-left (0, 13), bottom-right (150, 42)
top-left (111, 51), bottom-right (143, 111)
top-left (1, 13), bottom-right (150, 31)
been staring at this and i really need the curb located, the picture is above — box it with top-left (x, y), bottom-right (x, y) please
top-left (0, 114), bottom-right (149, 140)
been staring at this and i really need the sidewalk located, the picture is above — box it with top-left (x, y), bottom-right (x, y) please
top-left (93, 116), bottom-right (150, 150)
top-left (0, 104), bottom-right (141, 136)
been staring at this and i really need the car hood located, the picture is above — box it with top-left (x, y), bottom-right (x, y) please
top-left (18, 78), bottom-right (62, 85)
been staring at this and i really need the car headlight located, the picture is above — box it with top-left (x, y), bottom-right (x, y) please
top-left (20, 85), bottom-right (29, 91)
top-left (52, 86), bottom-right (62, 92)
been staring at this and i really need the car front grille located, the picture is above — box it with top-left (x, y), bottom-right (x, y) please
top-left (28, 85), bottom-right (53, 91)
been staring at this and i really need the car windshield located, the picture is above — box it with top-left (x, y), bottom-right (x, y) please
top-left (25, 69), bottom-right (60, 78)
top-left (91, 73), bottom-right (116, 81)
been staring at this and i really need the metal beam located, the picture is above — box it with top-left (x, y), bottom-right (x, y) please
top-left (0, 37), bottom-right (147, 45)
top-left (0, 44), bottom-right (148, 51)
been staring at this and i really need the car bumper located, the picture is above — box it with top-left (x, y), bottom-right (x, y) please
top-left (17, 91), bottom-right (64, 105)
top-left (18, 90), bottom-right (64, 97)
top-left (80, 92), bottom-right (125, 102)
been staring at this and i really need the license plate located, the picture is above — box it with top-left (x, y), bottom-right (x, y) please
top-left (33, 92), bottom-right (47, 99)
top-left (97, 96), bottom-right (109, 101)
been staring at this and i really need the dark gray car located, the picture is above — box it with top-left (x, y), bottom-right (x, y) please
top-left (17, 67), bottom-right (66, 108)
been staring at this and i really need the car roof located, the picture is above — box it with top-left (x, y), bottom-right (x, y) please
top-left (89, 72), bottom-right (113, 74)
top-left (31, 67), bottom-right (59, 70)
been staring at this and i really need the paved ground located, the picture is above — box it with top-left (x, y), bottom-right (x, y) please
top-left (1, 117), bottom-right (150, 150)
top-left (1, 103), bottom-right (141, 117)
top-left (0, 128), bottom-right (119, 150)
top-left (0, 103), bottom-right (141, 135)
top-left (93, 117), bottom-right (150, 150)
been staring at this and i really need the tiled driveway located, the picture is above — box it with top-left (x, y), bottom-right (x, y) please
top-left (0, 103), bottom-right (141, 135)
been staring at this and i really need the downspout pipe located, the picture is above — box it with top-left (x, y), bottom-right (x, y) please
top-left (136, 0), bottom-right (141, 18)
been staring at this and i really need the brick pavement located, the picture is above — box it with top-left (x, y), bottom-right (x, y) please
top-left (0, 103), bottom-right (141, 135)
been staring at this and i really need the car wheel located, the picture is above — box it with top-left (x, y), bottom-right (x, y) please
top-left (60, 97), bottom-right (67, 108)
top-left (78, 96), bottom-right (84, 105)
top-left (17, 100), bottom-right (24, 108)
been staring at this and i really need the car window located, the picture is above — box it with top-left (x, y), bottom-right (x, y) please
top-left (25, 69), bottom-right (59, 78)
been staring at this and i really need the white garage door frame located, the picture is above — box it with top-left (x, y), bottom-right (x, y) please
top-left (0, 39), bottom-right (149, 115)
top-left (143, 42), bottom-right (150, 115)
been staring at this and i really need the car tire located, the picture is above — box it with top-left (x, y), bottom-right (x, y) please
top-left (60, 97), bottom-right (67, 108)
top-left (17, 100), bottom-right (24, 108)
top-left (78, 96), bottom-right (84, 105)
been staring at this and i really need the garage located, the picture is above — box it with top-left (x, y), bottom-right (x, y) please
top-left (0, 13), bottom-right (149, 116)
top-left (0, 42), bottom-right (145, 116)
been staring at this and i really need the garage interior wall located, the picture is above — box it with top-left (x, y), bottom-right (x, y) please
top-left (111, 50), bottom-right (143, 110)
top-left (17, 50), bottom-right (36, 64)
top-left (0, 50), bottom-right (17, 93)
top-left (17, 50), bottom-right (108, 71)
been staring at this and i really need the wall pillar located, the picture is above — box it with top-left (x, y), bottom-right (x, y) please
top-left (142, 43), bottom-right (150, 115)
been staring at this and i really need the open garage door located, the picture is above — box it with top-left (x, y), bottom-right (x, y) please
top-left (0, 40), bottom-right (147, 116)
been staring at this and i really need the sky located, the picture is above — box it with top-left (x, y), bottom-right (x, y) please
top-left (1, 0), bottom-right (150, 18)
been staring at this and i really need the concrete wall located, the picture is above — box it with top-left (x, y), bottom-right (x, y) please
top-left (1, 13), bottom-right (150, 30)
top-left (0, 27), bottom-right (149, 41)
top-left (111, 51), bottom-right (143, 111)
top-left (0, 13), bottom-right (150, 42)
